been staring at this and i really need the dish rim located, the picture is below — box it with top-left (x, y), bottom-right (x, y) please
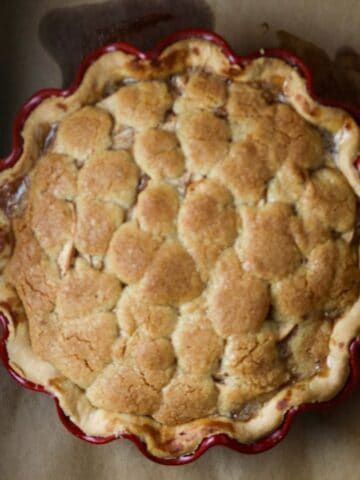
top-left (0, 28), bottom-right (360, 465)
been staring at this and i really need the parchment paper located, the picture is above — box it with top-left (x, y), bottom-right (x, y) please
top-left (1, 1), bottom-right (360, 478)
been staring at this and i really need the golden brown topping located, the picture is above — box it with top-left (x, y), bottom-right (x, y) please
top-left (140, 240), bottom-right (204, 305)
top-left (54, 106), bottom-right (112, 161)
top-left (222, 329), bottom-right (287, 382)
top-left (178, 179), bottom-right (237, 277)
top-left (174, 71), bottom-right (227, 113)
top-left (112, 125), bottom-right (135, 150)
top-left (207, 249), bottom-right (270, 336)
top-left (272, 269), bottom-right (314, 323)
top-left (116, 288), bottom-right (176, 338)
top-left (100, 81), bottom-right (172, 130)
top-left (218, 329), bottom-right (288, 413)
top-left (43, 312), bottom-right (118, 388)
top-left (136, 182), bottom-right (179, 236)
top-left (272, 239), bottom-right (360, 322)
top-left (6, 218), bottom-right (59, 319)
top-left (57, 258), bottom-right (121, 319)
top-left (213, 140), bottom-right (272, 204)
top-left (307, 241), bottom-right (340, 302)
top-left (87, 363), bottom-right (161, 414)
top-left (172, 313), bottom-right (223, 374)
top-left (272, 104), bottom-right (324, 169)
top-left (271, 241), bottom-right (339, 322)
top-left (75, 197), bottom-right (124, 257)
top-left (267, 161), bottom-right (308, 204)
top-left (285, 319), bottom-right (332, 378)
top-left (78, 150), bottom-right (139, 208)
top-left (227, 83), bottom-right (270, 120)
top-left (31, 193), bottom-right (75, 258)
top-left (177, 110), bottom-right (230, 174)
top-left (290, 214), bottom-right (330, 255)
top-left (107, 222), bottom-right (161, 284)
top-left (324, 240), bottom-right (360, 312)
top-left (299, 168), bottom-right (356, 233)
top-left (239, 203), bottom-right (302, 281)
top-left (252, 104), bottom-right (324, 171)
top-left (124, 334), bottom-right (175, 389)
top-left (30, 153), bottom-right (77, 200)
top-left (133, 129), bottom-right (185, 179)
top-left (153, 374), bottom-right (218, 425)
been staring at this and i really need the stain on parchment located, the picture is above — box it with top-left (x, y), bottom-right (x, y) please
top-left (39, 0), bottom-right (214, 88)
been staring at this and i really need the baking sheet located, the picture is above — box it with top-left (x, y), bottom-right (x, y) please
top-left (1, 0), bottom-right (360, 478)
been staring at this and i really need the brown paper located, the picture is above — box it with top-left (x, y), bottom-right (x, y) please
top-left (1, 1), bottom-right (360, 478)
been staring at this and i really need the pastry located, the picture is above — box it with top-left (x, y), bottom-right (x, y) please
top-left (1, 37), bottom-right (360, 459)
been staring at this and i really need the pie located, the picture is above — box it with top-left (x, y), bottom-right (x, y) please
top-left (1, 37), bottom-right (360, 459)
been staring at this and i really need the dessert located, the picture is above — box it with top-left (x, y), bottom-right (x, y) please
top-left (1, 37), bottom-right (360, 459)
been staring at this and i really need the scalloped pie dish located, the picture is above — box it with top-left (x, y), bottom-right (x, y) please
top-left (1, 34), bottom-right (360, 460)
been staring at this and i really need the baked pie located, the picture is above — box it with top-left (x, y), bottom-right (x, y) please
top-left (1, 37), bottom-right (360, 459)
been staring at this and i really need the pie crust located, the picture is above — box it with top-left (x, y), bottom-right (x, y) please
top-left (1, 38), bottom-right (360, 459)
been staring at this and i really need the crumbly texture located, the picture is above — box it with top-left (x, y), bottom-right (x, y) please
top-left (1, 38), bottom-right (360, 459)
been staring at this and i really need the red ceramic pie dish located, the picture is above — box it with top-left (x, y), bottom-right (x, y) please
top-left (1, 29), bottom-right (360, 465)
